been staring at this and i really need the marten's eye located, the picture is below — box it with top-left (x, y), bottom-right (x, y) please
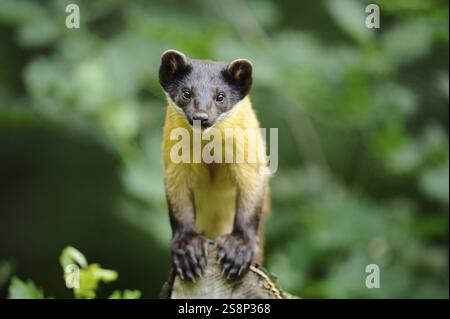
top-left (216, 93), bottom-right (225, 103)
top-left (182, 89), bottom-right (192, 100)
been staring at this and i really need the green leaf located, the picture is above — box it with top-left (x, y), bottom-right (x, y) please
top-left (60, 246), bottom-right (88, 269)
top-left (419, 162), bottom-right (449, 205)
top-left (72, 264), bottom-right (118, 299)
top-left (90, 264), bottom-right (118, 282)
top-left (381, 19), bottom-right (434, 66)
top-left (109, 289), bottom-right (141, 299)
top-left (324, 0), bottom-right (373, 43)
top-left (8, 277), bottom-right (44, 299)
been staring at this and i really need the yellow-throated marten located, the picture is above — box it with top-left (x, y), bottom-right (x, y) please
top-left (159, 50), bottom-right (269, 281)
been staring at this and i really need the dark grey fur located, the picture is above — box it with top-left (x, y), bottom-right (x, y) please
top-left (159, 50), bottom-right (252, 128)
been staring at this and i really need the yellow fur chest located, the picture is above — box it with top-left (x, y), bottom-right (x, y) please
top-left (191, 163), bottom-right (236, 239)
top-left (162, 97), bottom-right (264, 240)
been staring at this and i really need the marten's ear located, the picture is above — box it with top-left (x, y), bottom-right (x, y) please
top-left (223, 59), bottom-right (253, 99)
top-left (159, 50), bottom-right (191, 91)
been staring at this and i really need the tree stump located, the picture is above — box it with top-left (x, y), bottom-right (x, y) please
top-left (160, 243), bottom-right (298, 299)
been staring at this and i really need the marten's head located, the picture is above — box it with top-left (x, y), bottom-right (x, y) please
top-left (159, 50), bottom-right (253, 128)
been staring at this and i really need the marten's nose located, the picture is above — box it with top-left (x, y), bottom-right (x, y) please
top-left (192, 112), bottom-right (209, 126)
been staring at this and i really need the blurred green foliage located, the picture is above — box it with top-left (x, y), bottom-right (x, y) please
top-left (8, 246), bottom-right (140, 299)
top-left (0, 0), bottom-right (448, 298)
top-left (8, 277), bottom-right (44, 299)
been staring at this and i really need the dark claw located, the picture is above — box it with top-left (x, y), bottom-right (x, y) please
top-left (237, 263), bottom-right (248, 276)
top-left (185, 269), bottom-right (195, 282)
top-left (199, 255), bottom-right (207, 270)
top-left (221, 261), bottom-right (232, 275)
top-left (194, 265), bottom-right (203, 278)
top-left (217, 249), bottom-right (226, 262)
top-left (227, 266), bottom-right (239, 279)
top-left (176, 267), bottom-right (184, 280)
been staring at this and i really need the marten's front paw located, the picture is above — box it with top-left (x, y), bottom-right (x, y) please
top-left (216, 232), bottom-right (255, 279)
top-left (171, 231), bottom-right (209, 281)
